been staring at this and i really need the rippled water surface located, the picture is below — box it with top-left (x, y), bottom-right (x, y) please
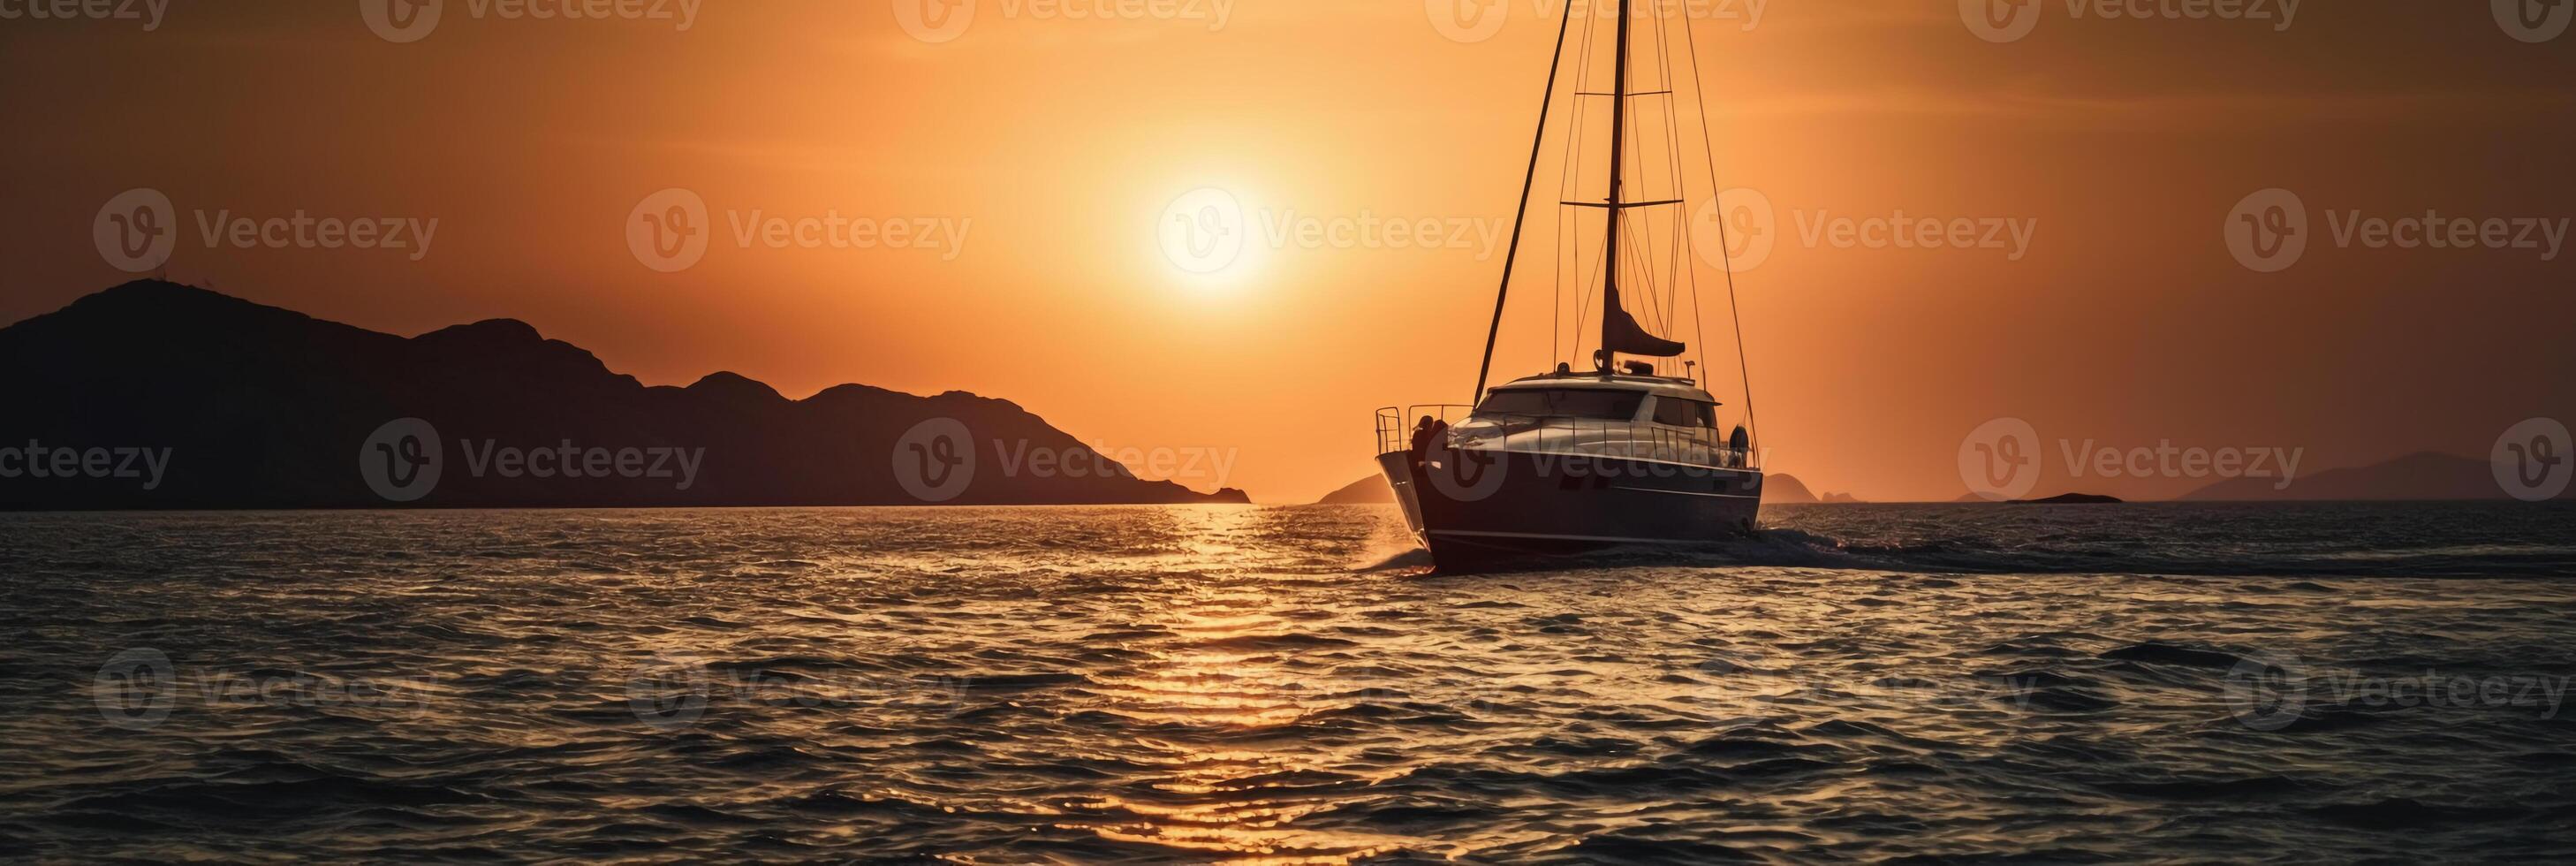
top-left (3, 503), bottom-right (2573, 862)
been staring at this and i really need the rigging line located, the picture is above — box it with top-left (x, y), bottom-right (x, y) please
top-left (1474, 0), bottom-right (1580, 405)
top-left (1556, 209), bottom-right (1596, 361)
top-left (1678, 0), bottom-right (1757, 458)
top-left (1654, 2), bottom-right (1697, 372)
top-left (1557, 0), bottom-right (1601, 368)
top-left (1657, 4), bottom-right (1709, 378)
top-left (1573, 210), bottom-right (1609, 358)
top-left (1653, 4), bottom-right (1681, 336)
top-left (1618, 207), bottom-right (1662, 335)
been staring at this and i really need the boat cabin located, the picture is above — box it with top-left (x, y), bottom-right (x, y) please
top-left (1450, 373), bottom-right (1751, 468)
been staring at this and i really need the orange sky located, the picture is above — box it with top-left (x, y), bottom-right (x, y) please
top-left (4, 2), bottom-right (2571, 503)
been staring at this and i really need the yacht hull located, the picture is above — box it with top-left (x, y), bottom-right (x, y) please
top-left (1376, 448), bottom-right (1762, 572)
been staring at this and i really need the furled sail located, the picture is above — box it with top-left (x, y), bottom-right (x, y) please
top-left (1602, 288), bottom-right (1686, 357)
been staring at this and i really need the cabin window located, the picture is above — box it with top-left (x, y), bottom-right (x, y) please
top-left (1653, 398), bottom-right (1718, 429)
top-left (1476, 389), bottom-right (1646, 421)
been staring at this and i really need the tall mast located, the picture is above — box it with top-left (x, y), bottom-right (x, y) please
top-left (1596, 0), bottom-right (1634, 374)
top-left (1473, 0), bottom-right (1578, 404)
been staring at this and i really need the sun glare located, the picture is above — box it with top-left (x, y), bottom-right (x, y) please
top-left (1156, 185), bottom-right (1269, 293)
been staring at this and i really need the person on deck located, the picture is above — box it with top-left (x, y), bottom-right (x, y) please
top-left (1409, 415), bottom-right (1453, 467)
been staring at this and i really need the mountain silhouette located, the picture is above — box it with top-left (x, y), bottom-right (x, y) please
top-left (2180, 451), bottom-right (2546, 502)
top-left (1315, 475), bottom-right (1393, 505)
top-left (1763, 473), bottom-right (1817, 504)
top-left (0, 281), bottom-right (1248, 510)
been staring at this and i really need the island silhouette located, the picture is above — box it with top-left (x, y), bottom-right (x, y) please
top-left (0, 281), bottom-right (1246, 510)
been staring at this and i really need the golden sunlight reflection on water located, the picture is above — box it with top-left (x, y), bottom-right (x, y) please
top-left (7, 505), bottom-right (2574, 861)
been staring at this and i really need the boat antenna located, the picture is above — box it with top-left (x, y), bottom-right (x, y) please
top-left (1472, 0), bottom-right (1579, 405)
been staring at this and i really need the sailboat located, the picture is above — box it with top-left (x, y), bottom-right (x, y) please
top-left (1375, 0), bottom-right (1765, 572)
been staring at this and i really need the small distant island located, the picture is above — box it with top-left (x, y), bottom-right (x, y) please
top-left (1953, 491), bottom-right (2125, 505)
top-left (2009, 492), bottom-right (2124, 505)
